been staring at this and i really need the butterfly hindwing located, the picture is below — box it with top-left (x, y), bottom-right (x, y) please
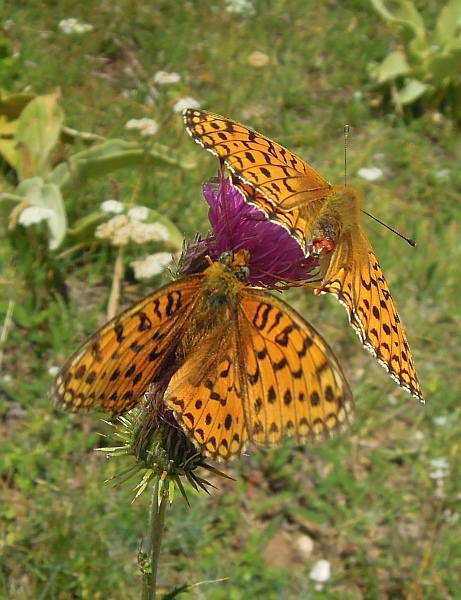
top-left (239, 290), bottom-right (354, 447)
top-left (320, 227), bottom-right (423, 401)
top-left (165, 336), bottom-right (250, 461)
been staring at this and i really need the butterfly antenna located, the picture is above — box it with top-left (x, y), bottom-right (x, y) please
top-left (344, 125), bottom-right (416, 247)
top-left (362, 211), bottom-right (416, 246)
top-left (344, 124), bottom-right (350, 187)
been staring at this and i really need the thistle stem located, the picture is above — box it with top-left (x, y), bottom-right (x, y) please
top-left (142, 476), bottom-right (168, 600)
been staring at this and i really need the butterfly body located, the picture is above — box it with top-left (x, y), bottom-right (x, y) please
top-left (184, 109), bottom-right (424, 403)
top-left (51, 250), bottom-right (354, 461)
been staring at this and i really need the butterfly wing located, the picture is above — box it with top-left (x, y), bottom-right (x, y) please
top-left (239, 290), bottom-right (354, 447)
top-left (164, 336), bottom-right (250, 461)
top-left (318, 225), bottom-right (424, 402)
top-left (165, 287), bottom-right (354, 461)
top-left (184, 109), bottom-right (332, 253)
top-left (50, 276), bottom-right (203, 417)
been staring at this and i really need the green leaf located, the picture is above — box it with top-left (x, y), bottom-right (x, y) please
top-left (375, 49), bottom-right (411, 83)
top-left (435, 0), bottom-right (461, 47)
top-left (16, 177), bottom-right (67, 249)
top-left (0, 191), bottom-right (22, 234)
top-left (371, 0), bottom-right (427, 45)
top-left (426, 53), bottom-right (461, 87)
top-left (0, 136), bottom-right (18, 169)
top-left (47, 139), bottom-right (196, 190)
top-left (0, 91), bottom-right (35, 120)
top-left (15, 92), bottom-right (65, 181)
top-left (397, 78), bottom-right (429, 104)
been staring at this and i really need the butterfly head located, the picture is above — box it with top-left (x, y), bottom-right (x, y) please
top-left (219, 249), bottom-right (251, 282)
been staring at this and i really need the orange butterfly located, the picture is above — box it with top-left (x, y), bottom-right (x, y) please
top-left (50, 250), bottom-right (354, 462)
top-left (183, 109), bottom-right (424, 403)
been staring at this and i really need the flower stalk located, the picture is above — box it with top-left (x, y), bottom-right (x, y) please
top-left (141, 476), bottom-right (168, 600)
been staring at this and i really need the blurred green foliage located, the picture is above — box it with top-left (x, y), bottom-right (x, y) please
top-left (371, 0), bottom-right (461, 121)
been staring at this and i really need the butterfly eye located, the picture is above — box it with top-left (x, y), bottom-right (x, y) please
top-left (236, 266), bottom-right (250, 282)
top-left (219, 251), bottom-right (233, 263)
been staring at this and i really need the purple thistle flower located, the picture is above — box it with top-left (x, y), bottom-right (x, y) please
top-left (200, 174), bottom-right (319, 287)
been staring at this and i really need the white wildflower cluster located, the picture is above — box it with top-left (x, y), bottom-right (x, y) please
top-left (125, 118), bottom-right (159, 136)
top-left (429, 457), bottom-right (450, 500)
top-left (95, 215), bottom-right (170, 246)
top-left (130, 252), bottom-right (173, 280)
top-left (225, 0), bottom-right (255, 15)
top-left (173, 97), bottom-right (200, 113)
top-left (428, 457), bottom-right (449, 480)
top-left (153, 71), bottom-right (181, 85)
top-left (58, 18), bottom-right (94, 35)
top-left (18, 206), bottom-right (55, 226)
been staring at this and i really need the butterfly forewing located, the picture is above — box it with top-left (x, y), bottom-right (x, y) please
top-left (184, 109), bottom-right (331, 211)
top-left (50, 276), bottom-right (203, 416)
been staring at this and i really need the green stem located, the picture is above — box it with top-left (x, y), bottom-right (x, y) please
top-left (142, 476), bottom-right (168, 600)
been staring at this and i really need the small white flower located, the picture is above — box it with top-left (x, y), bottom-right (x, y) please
top-left (429, 458), bottom-right (449, 470)
top-left (429, 457), bottom-right (449, 480)
top-left (225, 0), bottom-right (255, 15)
top-left (430, 469), bottom-right (448, 481)
top-left (101, 199), bottom-right (124, 214)
top-left (442, 509), bottom-right (459, 526)
top-left (130, 252), bottom-right (173, 279)
top-left (18, 206), bottom-right (55, 226)
top-left (433, 415), bottom-right (448, 427)
top-left (430, 458), bottom-right (449, 469)
top-left (153, 71), bottom-right (181, 85)
top-left (309, 559), bottom-right (331, 590)
top-left (294, 535), bottom-right (314, 560)
top-left (434, 168), bottom-right (450, 181)
top-left (409, 430), bottom-right (425, 443)
top-left (353, 90), bottom-right (363, 100)
top-left (128, 206), bottom-right (150, 221)
top-left (125, 118), bottom-right (158, 136)
top-left (58, 18), bottom-right (93, 35)
top-left (173, 97), bottom-right (200, 113)
top-left (48, 365), bottom-right (60, 377)
top-left (357, 167), bottom-right (383, 182)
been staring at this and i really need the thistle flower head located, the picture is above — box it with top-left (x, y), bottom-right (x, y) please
top-left (179, 174), bottom-right (319, 286)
